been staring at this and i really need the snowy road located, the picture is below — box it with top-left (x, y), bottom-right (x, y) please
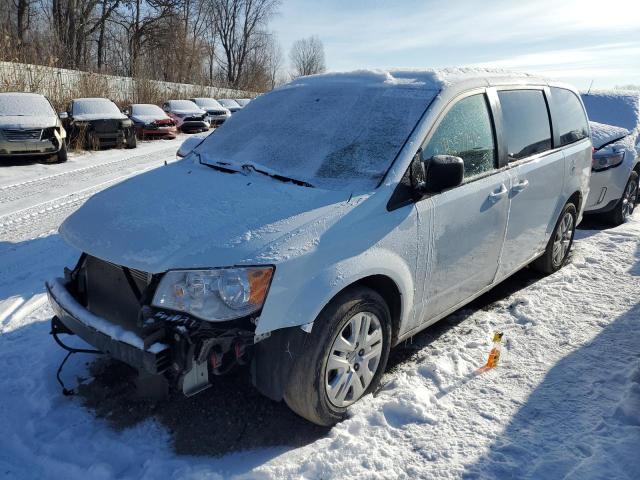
top-left (0, 142), bottom-right (638, 479)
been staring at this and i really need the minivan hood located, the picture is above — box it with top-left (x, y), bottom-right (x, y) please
top-left (0, 115), bottom-right (57, 129)
top-left (59, 160), bottom-right (357, 273)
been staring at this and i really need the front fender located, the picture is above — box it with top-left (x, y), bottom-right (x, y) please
top-left (255, 247), bottom-right (415, 337)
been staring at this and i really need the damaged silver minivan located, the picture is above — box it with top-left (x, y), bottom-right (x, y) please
top-left (47, 69), bottom-right (591, 425)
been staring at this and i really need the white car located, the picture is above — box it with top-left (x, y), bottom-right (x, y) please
top-left (162, 100), bottom-right (209, 133)
top-left (189, 98), bottom-right (231, 127)
top-left (0, 92), bottom-right (67, 163)
top-left (588, 121), bottom-right (638, 223)
top-left (581, 91), bottom-right (639, 224)
top-left (47, 69), bottom-right (591, 425)
top-left (217, 98), bottom-right (242, 113)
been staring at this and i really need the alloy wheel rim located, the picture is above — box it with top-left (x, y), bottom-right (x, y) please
top-left (552, 212), bottom-right (574, 267)
top-left (621, 180), bottom-right (637, 220)
top-left (325, 311), bottom-right (383, 408)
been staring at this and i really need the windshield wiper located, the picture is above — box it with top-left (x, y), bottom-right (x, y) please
top-left (241, 164), bottom-right (314, 188)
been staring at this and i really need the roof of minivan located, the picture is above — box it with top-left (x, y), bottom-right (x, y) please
top-left (288, 68), bottom-right (547, 93)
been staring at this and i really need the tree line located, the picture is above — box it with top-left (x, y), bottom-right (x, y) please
top-left (1, 0), bottom-right (327, 92)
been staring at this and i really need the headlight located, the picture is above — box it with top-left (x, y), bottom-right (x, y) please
top-left (592, 149), bottom-right (625, 171)
top-left (121, 119), bottom-right (133, 128)
top-left (151, 267), bottom-right (274, 321)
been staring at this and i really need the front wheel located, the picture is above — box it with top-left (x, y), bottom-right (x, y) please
top-left (606, 171), bottom-right (638, 225)
top-left (125, 128), bottom-right (137, 149)
top-left (284, 286), bottom-right (391, 426)
top-left (531, 202), bottom-right (576, 274)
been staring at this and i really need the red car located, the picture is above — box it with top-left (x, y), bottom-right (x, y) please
top-left (126, 104), bottom-right (177, 139)
top-left (162, 100), bottom-right (209, 133)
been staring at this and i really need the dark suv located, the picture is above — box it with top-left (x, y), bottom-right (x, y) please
top-left (64, 98), bottom-right (137, 149)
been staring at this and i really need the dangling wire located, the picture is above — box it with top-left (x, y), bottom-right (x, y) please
top-left (51, 318), bottom-right (102, 396)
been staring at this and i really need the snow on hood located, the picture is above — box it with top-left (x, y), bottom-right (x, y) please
top-left (72, 113), bottom-right (128, 121)
top-left (59, 159), bottom-right (356, 273)
top-left (0, 92), bottom-right (56, 116)
top-left (130, 114), bottom-right (171, 124)
top-left (581, 91), bottom-right (640, 133)
top-left (170, 109), bottom-right (205, 116)
top-left (589, 121), bottom-right (632, 150)
top-left (0, 115), bottom-right (57, 129)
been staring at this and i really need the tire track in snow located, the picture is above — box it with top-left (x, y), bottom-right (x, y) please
top-left (0, 161), bottom-right (173, 243)
top-left (0, 146), bottom-right (178, 204)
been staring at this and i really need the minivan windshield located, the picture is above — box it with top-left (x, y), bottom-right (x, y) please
top-left (199, 77), bottom-right (437, 191)
top-left (0, 94), bottom-right (55, 116)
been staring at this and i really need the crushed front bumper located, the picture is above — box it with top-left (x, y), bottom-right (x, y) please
top-left (46, 278), bottom-right (171, 374)
top-left (0, 138), bottom-right (60, 156)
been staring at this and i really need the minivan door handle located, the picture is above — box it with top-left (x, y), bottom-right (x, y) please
top-left (511, 179), bottom-right (529, 193)
top-left (488, 184), bottom-right (508, 201)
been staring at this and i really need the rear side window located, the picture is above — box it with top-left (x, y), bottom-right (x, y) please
top-left (550, 87), bottom-right (589, 146)
top-left (498, 90), bottom-right (551, 160)
top-left (422, 94), bottom-right (496, 179)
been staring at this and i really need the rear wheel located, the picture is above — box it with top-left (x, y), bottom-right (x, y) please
top-left (283, 286), bottom-right (391, 426)
top-left (531, 202), bottom-right (576, 274)
top-left (605, 171), bottom-right (638, 225)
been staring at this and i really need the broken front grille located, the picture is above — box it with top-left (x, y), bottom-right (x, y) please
top-left (84, 255), bottom-right (152, 335)
top-left (3, 128), bottom-right (42, 141)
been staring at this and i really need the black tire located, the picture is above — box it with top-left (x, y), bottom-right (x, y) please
top-left (531, 202), bottom-right (577, 274)
top-left (605, 171), bottom-right (638, 226)
top-left (283, 286), bottom-right (392, 426)
top-left (42, 143), bottom-right (67, 164)
top-left (56, 142), bottom-right (68, 163)
top-left (125, 128), bottom-right (137, 149)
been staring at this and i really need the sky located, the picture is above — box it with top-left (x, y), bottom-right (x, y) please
top-left (271, 0), bottom-right (640, 89)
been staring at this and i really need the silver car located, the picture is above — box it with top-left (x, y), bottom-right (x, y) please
top-left (189, 98), bottom-right (231, 127)
top-left (0, 92), bottom-right (67, 163)
top-left (581, 91), bottom-right (639, 224)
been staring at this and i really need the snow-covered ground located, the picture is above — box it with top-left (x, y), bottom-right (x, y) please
top-left (0, 140), bottom-right (638, 479)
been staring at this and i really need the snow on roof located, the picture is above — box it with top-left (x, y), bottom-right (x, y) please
top-left (581, 90), bottom-right (640, 133)
top-left (288, 67), bottom-right (538, 91)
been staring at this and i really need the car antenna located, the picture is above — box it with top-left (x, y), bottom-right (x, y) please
top-left (587, 79), bottom-right (594, 95)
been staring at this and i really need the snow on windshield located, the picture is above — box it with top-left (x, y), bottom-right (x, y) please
top-left (581, 91), bottom-right (640, 133)
top-left (169, 100), bottom-right (199, 110)
top-left (73, 98), bottom-right (121, 116)
top-left (193, 98), bottom-right (223, 108)
top-left (132, 104), bottom-right (165, 116)
top-left (218, 99), bottom-right (240, 108)
top-left (0, 93), bottom-right (54, 116)
top-left (199, 71), bottom-right (439, 190)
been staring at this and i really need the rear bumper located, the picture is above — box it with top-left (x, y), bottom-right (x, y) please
top-left (46, 278), bottom-right (171, 374)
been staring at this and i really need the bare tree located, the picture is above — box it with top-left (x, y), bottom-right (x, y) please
top-left (207, 0), bottom-right (280, 87)
top-left (289, 35), bottom-right (325, 78)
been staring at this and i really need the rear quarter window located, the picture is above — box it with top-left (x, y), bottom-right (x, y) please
top-left (498, 90), bottom-right (552, 161)
top-left (551, 87), bottom-right (589, 146)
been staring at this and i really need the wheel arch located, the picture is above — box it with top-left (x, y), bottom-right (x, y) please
top-left (334, 274), bottom-right (403, 345)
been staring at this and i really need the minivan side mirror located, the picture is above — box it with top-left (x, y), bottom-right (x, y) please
top-left (58, 112), bottom-right (68, 120)
top-left (414, 154), bottom-right (464, 194)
